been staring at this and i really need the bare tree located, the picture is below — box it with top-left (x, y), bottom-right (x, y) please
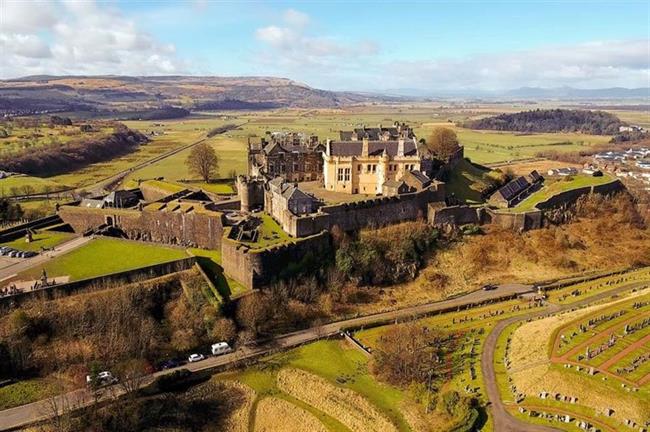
top-left (426, 127), bottom-right (460, 161)
top-left (186, 142), bottom-right (219, 182)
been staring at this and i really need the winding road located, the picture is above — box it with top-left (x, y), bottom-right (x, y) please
top-left (0, 277), bottom-right (645, 431)
top-left (480, 280), bottom-right (648, 432)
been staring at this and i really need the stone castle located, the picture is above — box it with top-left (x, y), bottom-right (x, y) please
top-left (55, 123), bottom-right (624, 290)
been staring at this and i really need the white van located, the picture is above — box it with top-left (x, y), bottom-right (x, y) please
top-left (211, 342), bottom-right (233, 356)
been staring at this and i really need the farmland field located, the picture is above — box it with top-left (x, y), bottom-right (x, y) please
top-left (2, 106), bottom-right (624, 200)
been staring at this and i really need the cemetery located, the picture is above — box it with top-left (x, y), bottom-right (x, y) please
top-left (496, 278), bottom-right (650, 432)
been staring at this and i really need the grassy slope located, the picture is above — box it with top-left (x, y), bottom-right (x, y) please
top-left (18, 237), bottom-right (188, 281)
top-left (445, 158), bottom-right (494, 204)
top-left (188, 248), bottom-right (248, 298)
top-left (510, 174), bottom-right (616, 212)
top-left (225, 339), bottom-right (411, 432)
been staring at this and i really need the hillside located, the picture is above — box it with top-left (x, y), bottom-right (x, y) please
top-left (0, 76), bottom-right (395, 116)
top-left (464, 108), bottom-right (624, 135)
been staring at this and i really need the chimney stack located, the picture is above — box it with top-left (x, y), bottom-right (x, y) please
top-left (362, 137), bottom-right (369, 157)
top-left (397, 138), bottom-right (405, 157)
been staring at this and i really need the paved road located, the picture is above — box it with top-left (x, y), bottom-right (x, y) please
top-left (3, 280), bottom-right (643, 431)
top-left (0, 236), bottom-right (92, 285)
top-left (0, 283), bottom-right (534, 430)
top-left (480, 280), bottom-right (648, 432)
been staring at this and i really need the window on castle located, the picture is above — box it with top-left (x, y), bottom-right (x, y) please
top-left (293, 163), bottom-right (299, 172)
top-left (366, 164), bottom-right (371, 172)
top-left (372, 164), bottom-right (377, 173)
top-left (344, 168), bottom-right (351, 181)
top-left (280, 164), bottom-right (285, 173)
top-left (337, 168), bottom-right (344, 181)
top-left (357, 164), bottom-right (361, 172)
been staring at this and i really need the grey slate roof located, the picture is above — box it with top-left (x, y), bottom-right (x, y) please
top-left (329, 140), bottom-right (418, 157)
top-left (407, 170), bottom-right (431, 186)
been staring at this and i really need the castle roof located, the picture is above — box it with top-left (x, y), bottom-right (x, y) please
top-left (328, 139), bottom-right (418, 157)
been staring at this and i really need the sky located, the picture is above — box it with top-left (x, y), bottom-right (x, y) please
top-left (0, 0), bottom-right (648, 92)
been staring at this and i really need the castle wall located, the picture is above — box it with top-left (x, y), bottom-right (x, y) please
top-left (428, 204), bottom-right (484, 226)
top-left (58, 206), bottom-right (225, 249)
top-left (282, 186), bottom-right (445, 237)
top-left (221, 231), bottom-right (330, 290)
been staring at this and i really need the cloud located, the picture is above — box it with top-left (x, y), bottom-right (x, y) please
top-left (0, 0), bottom-right (185, 78)
top-left (255, 8), bottom-right (379, 72)
top-left (383, 39), bottom-right (650, 90)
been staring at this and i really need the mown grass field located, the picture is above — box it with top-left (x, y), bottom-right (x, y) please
top-left (0, 230), bottom-right (73, 252)
top-left (0, 175), bottom-right (68, 196)
top-left (17, 237), bottom-right (188, 282)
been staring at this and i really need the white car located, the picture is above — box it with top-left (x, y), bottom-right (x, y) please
top-left (188, 353), bottom-right (205, 363)
top-left (86, 370), bottom-right (118, 387)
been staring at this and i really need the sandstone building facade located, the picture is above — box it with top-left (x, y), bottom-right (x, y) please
top-left (323, 137), bottom-right (422, 195)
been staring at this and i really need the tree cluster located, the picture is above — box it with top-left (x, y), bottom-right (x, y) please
top-left (464, 109), bottom-right (623, 135)
top-left (0, 198), bottom-right (24, 221)
top-left (335, 221), bottom-right (438, 285)
top-left (0, 126), bottom-right (148, 177)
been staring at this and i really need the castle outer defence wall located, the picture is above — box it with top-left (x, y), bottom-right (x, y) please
top-left (428, 204), bottom-right (485, 226)
top-left (278, 186), bottom-right (445, 237)
top-left (222, 231), bottom-right (330, 290)
top-left (59, 206), bottom-right (225, 249)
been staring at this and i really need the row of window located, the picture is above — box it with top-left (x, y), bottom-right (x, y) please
top-left (337, 168), bottom-right (351, 181)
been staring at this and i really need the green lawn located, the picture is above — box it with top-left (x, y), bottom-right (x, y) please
top-left (0, 379), bottom-right (61, 410)
top-left (19, 237), bottom-right (188, 281)
top-left (445, 158), bottom-right (496, 204)
top-left (0, 175), bottom-right (68, 196)
top-left (1, 230), bottom-right (73, 252)
top-left (510, 174), bottom-right (616, 212)
top-left (188, 248), bottom-right (249, 298)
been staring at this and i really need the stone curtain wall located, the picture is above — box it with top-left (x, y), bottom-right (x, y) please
top-left (428, 204), bottom-right (485, 226)
top-left (222, 231), bottom-right (330, 290)
top-left (0, 257), bottom-right (196, 310)
top-left (59, 206), bottom-right (225, 249)
top-left (535, 180), bottom-right (624, 211)
top-left (0, 215), bottom-right (62, 242)
top-left (283, 186), bottom-right (445, 237)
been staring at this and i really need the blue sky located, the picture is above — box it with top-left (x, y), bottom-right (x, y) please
top-left (1, 0), bottom-right (649, 91)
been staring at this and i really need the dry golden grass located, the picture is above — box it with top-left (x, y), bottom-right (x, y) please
top-left (254, 397), bottom-right (327, 432)
top-left (509, 293), bottom-right (650, 423)
top-left (399, 400), bottom-right (437, 432)
top-left (220, 381), bottom-right (256, 432)
top-left (276, 368), bottom-right (398, 432)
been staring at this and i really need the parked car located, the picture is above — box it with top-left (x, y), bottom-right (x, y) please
top-left (86, 370), bottom-right (118, 387)
top-left (188, 353), bottom-right (205, 363)
top-left (482, 284), bottom-right (497, 291)
top-left (211, 342), bottom-right (233, 356)
top-left (157, 358), bottom-right (185, 370)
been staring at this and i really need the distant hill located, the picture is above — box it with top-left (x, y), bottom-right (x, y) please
top-left (463, 109), bottom-right (624, 135)
top-left (0, 76), bottom-right (397, 116)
